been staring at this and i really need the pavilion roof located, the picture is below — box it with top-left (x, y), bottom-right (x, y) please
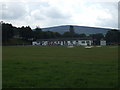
top-left (36, 37), bottom-right (93, 41)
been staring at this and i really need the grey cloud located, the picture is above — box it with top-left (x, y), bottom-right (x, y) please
top-left (97, 17), bottom-right (118, 29)
top-left (95, 2), bottom-right (118, 29)
top-left (25, 2), bottom-right (50, 11)
top-left (29, 3), bottom-right (71, 21)
top-left (0, 1), bottom-right (118, 29)
top-left (1, 2), bottom-right (27, 20)
top-left (46, 17), bottom-right (73, 27)
top-left (30, 10), bottom-right (45, 20)
top-left (46, 8), bottom-right (70, 19)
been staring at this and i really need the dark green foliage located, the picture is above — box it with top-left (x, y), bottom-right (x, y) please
top-left (2, 23), bottom-right (14, 42)
top-left (2, 23), bottom-right (62, 43)
top-left (33, 30), bottom-right (44, 39)
top-left (62, 32), bottom-right (86, 38)
top-left (69, 25), bottom-right (75, 35)
top-left (34, 26), bottom-right (42, 31)
top-left (43, 31), bottom-right (52, 39)
top-left (2, 23), bottom-right (33, 45)
top-left (19, 26), bottom-right (33, 40)
top-left (54, 32), bottom-right (61, 38)
top-left (13, 27), bottom-right (20, 38)
top-left (105, 29), bottom-right (120, 45)
top-left (79, 33), bottom-right (86, 38)
top-left (33, 31), bottom-right (61, 39)
top-left (43, 31), bottom-right (55, 39)
top-left (2, 22), bottom-right (120, 46)
top-left (69, 25), bottom-right (76, 38)
top-left (90, 33), bottom-right (104, 45)
top-left (62, 31), bottom-right (72, 37)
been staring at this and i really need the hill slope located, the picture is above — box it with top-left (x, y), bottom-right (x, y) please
top-left (42, 25), bottom-right (111, 35)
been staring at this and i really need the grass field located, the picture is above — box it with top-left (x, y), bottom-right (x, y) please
top-left (2, 46), bottom-right (118, 88)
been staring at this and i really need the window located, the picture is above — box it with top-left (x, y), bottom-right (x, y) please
top-left (81, 41), bottom-right (85, 43)
top-left (86, 41), bottom-right (89, 44)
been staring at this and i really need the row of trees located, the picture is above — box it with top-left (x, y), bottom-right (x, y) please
top-left (2, 23), bottom-right (62, 43)
top-left (1, 22), bottom-right (120, 45)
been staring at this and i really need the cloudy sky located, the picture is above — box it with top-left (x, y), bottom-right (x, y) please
top-left (0, 0), bottom-right (119, 29)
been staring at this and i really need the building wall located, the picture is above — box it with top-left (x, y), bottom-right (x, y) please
top-left (32, 41), bottom-right (40, 45)
top-left (32, 40), bottom-right (93, 46)
top-left (100, 40), bottom-right (106, 46)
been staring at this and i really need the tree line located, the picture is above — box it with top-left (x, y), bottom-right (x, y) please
top-left (1, 22), bottom-right (120, 45)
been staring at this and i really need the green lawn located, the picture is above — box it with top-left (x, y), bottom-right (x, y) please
top-left (2, 46), bottom-right (118, 88)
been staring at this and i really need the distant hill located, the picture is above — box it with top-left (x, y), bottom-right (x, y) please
top-left (41, 25), bottom-right (111, 35)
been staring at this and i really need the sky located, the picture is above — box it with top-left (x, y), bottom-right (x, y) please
top-left (0, 0), bottom-right (119, 29)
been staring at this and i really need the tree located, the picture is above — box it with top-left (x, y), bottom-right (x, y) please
top-left (53, 32), bottom-right (61, 38)
top-left (19, 26), bottom-right (33, 40)
top-left (13, 27), bottom-right (20, 38)
top-left (69, 25), bottom-right (75, 37)
top-left (35, 26), bottom-right (42, 31)
top-left (33, 30), bottom-right (44, 40)
top-left (89, 33), bottom-right (104, 45)
top-left (43, 31), bottom-right (53, 39)
top-left (62, 32), bottom-right (72, 37)
top-left (2, 23), bottom-right (14, 43)
top-left (105, 29), bottom-right (119, 45)
top-left (79, 33), bottom-right (86, 38)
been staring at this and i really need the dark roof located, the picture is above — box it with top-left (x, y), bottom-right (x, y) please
top-left (36, 37), bottom-right (93, 41)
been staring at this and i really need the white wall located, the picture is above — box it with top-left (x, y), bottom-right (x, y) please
top-left (89, 41), bottom-right (92, 45)
top-left (78, 40), bottom-right (87, 46)
top-left (32, 40), bottom-right (93, 46)
top-left (43, 41), bottom-right (48, 45)
top-left (60, 41), bottom-right (64, 45)
top-left (67, 41), bottom-right (72, 45)
top-left (32, 41), bottom-right (40, 45)
top-left (100, 40), bottom-right (106, 46)
top-left (73, 41), bottom-right (76, 45)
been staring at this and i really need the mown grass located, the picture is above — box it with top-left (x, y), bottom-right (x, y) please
top-left (2, 46), bottom-right (118, 88)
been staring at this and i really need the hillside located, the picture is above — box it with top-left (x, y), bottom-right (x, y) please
top-left (42, 25), bottom-right (111, 35)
